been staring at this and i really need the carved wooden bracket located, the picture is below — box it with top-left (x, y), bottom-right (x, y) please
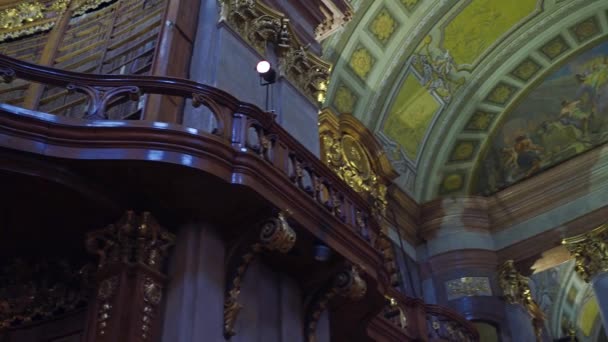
top-left (0, 67), bottom-right (16, 83)
top-left (304, 265), bottom-right (367, 342)
top-left (223, 212), bottom-right (296, 338)
top-left (67, 84), bottom-right (141, 120)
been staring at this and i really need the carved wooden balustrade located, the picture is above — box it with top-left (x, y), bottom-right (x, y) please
top-left (374, 289), bottom-right (480, 342)
top-left (0, 52), bottom-right (380, 266)
top-left (425, 304), bottom-right (480, 342)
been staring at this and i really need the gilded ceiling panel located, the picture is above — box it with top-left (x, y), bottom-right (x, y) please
top-left (368, 7), bottom-right (398, 46)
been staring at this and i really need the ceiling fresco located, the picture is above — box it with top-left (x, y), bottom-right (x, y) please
top-left (322, 0), bottom-right (608, 202)
top-left (475, 40), bottom-right (608, 195)
top-left (530, 259), bottom-right (607, 341)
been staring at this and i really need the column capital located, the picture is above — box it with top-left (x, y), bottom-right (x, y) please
top-left (562, 223), bottom-right (608, 283)
top-left (497, 260), bottom-right (544, 341)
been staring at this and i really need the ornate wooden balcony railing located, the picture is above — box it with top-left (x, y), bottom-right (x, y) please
top-left (379, 290), bottom-right (480, 342)
top-left (0, 53), bottom-right (380, 262)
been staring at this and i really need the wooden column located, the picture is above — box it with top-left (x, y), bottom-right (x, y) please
top-left (143, 0), bottom-right (201, 123)
top-left (23, 0), bottom-right (75, 110)
top-left (84, 211), bottom-right (175, 342)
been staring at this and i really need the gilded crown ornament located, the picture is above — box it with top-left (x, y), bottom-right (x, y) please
top-left (86, 211), bottom-right (175, 271)
top-left (562, 223), bottom-right (608, 283)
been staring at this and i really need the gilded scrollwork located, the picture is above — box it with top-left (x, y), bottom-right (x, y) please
top-left (223, 211), bottom-right (296, 338)
top-left (562, 223), bottom-right (608, 283)
top-left (321, 132), bottom-right (388, 217)
top-left (218, 0), bottom-right (331, 105)
top-left (498, 260), bottom-right (544, 341)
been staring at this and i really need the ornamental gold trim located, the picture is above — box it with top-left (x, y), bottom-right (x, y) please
top-left (562, 223), bottom-right (608, 283)
top-left (218, 0), bottom-right (331, 105)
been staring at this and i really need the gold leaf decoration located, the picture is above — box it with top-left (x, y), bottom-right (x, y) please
top-left (349, 47), bottom-right (374, 80)
top-left (370, 9), bottom-right (396, 44)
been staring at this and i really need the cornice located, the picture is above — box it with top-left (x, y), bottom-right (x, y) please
top-left (218, 0), bottom-right (333, 105)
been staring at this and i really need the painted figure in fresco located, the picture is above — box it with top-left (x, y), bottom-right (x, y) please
top-left (510, 135), bottom-right (544, 177)
top-left (576, 56), bottom-right (608, 117)
top-left (560, 99), bottom-right (590, 137)
top-left (410, 36), bottom-right (465, 102)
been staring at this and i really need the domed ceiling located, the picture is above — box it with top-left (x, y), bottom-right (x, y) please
top-left (322, 0), bottom-right (608, 202)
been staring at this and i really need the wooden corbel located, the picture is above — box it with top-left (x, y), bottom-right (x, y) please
top-left (304, 265), bottom-right (367, 342)
top-left (223, 212), bottom-right (296, 338)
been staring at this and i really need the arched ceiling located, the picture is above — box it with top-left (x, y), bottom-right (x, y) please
top-left (323, 0), bottom-right (608, 202)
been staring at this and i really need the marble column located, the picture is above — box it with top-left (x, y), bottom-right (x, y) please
top-left (563, 223), bottom-right (608, 331)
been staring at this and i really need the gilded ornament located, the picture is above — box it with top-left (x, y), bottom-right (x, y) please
top-left (511, 59), bottom-right (541, 81)
top-left (98, 276), bottom-right (119, 300)
top-left (541, 36), bottom-right (569, 60)
top-left (218, 0), bottom-right (331, 105)
top-left (486, 83), bottom-right (516, 105)
top-left (143, 278), bottom-right (162, 305)
top-left (401, 0), bottom-right (419, 10)
top-left (370, 9), bottom-right (396, 43)
top-left (498, 260), bottom-right (545, 341)
top-left (571, 17), bottom-right (598, 42)
top-left (449, 141), bottom-right (476, 162)
top-left (333, 85), bottom-right (356, 113)
top-left (349, 47), bottom-right (374, 80)
top-left (562, 223), bottom-right (608, 283)
top-left (465, 110), bottom-right (495, 131)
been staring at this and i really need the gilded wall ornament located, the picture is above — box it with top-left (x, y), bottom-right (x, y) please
top-left (218, 0), bottom-right (332, 105)
top-left (562, 223), bottom-right (608, 283)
